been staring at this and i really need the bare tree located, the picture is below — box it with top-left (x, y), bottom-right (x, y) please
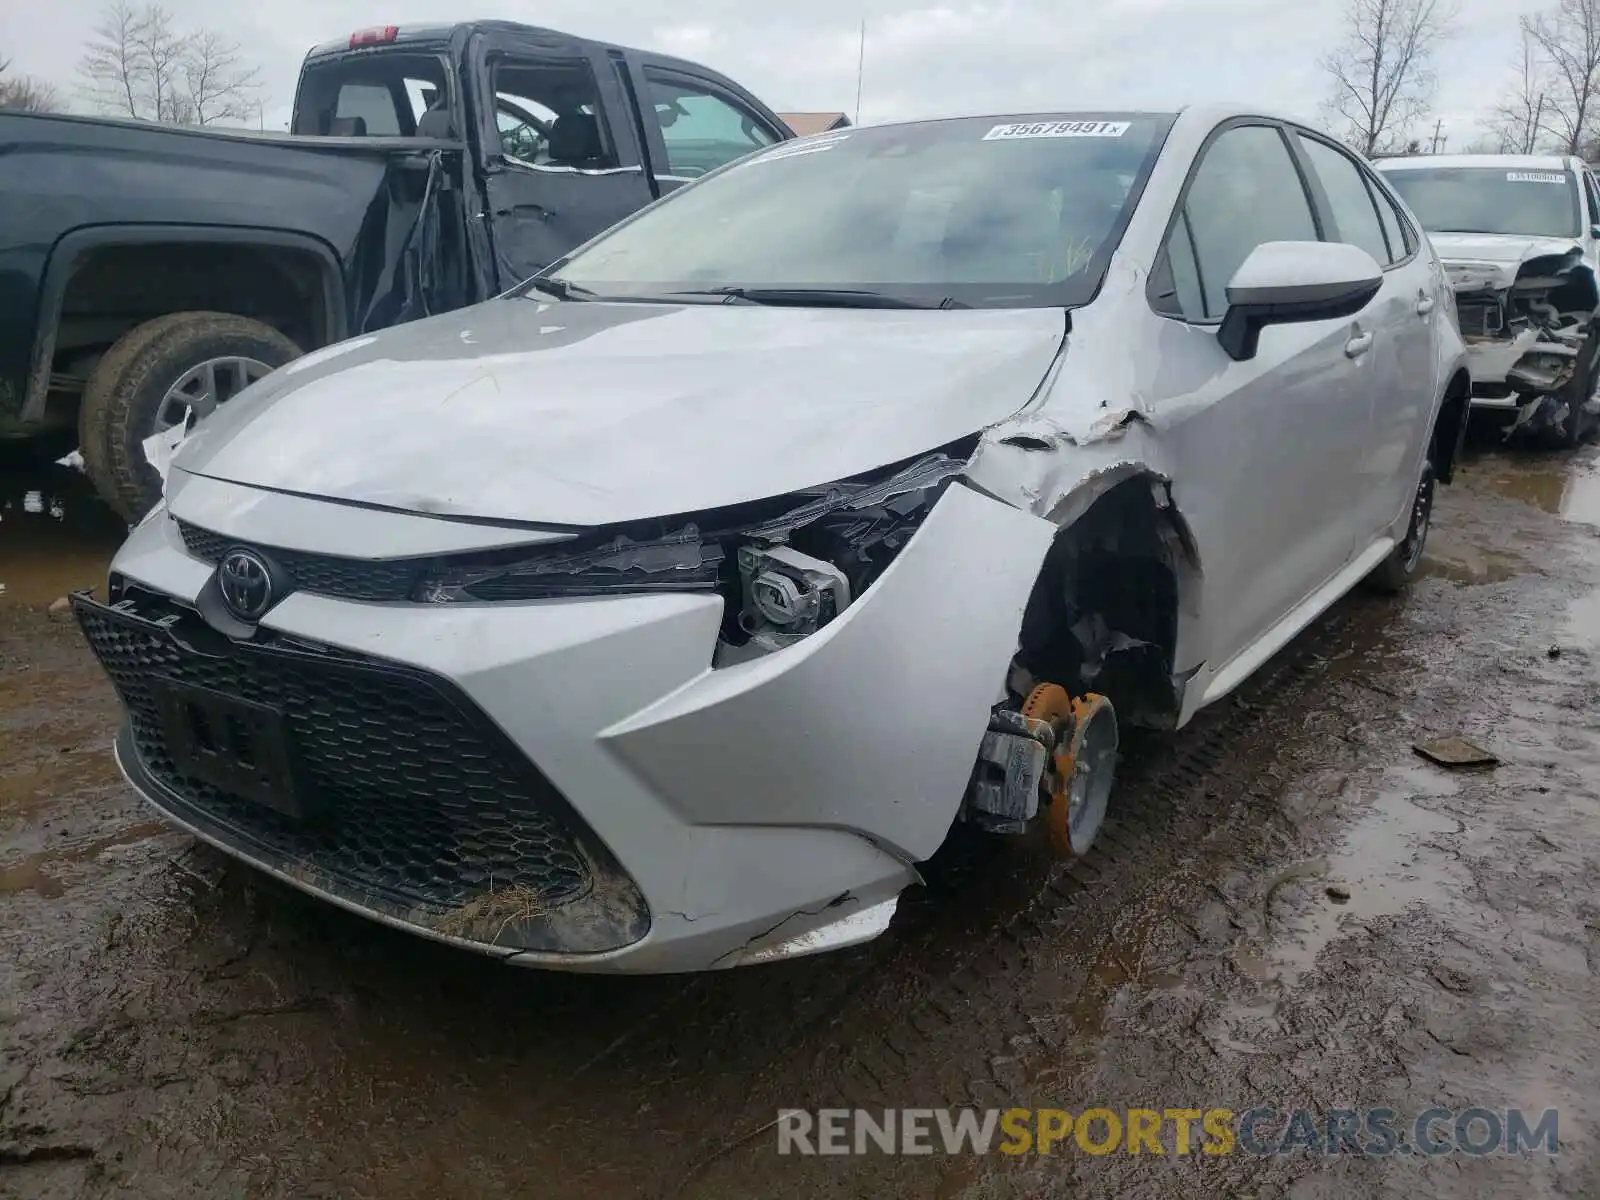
top-left (77, 2), bottom-right (259, 125)
top-left (1484, 29), bottom-right (1550, 153)
top-left (78, 0), bottom-right (148, 117)
top-left (131, 4), bottom-right (188, 122)
top-left (0, 55), bottom-right (62, 112)
top-left (181, 30), bottom-right (260, 125)
top-left (1322, 0), bottom-right (1455, 156)
top-left (1522, 0), bottom-right (1600, 155)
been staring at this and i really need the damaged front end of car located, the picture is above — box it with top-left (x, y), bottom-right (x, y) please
top-left (1447, 244), bottom-right (1600, 441)
top-left (419, 443), bottom-right (975, 665)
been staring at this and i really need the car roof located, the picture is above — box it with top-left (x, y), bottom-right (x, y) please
top-left (1376, 153), bottom-right (1576, 172)
top-left (839, 104), bottom-right (1329, 138)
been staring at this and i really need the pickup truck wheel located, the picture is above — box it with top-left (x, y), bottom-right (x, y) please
top-left (79, 313), bottom-right (301, 522)
top-left (1365, 458), bottom-right (1435, 595)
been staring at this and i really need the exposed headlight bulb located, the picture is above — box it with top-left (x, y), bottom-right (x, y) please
top-left (737, 544), bottom-right (852, 651)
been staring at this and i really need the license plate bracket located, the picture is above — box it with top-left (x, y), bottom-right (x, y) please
top-left (151, 678), bottom-right (313, 819)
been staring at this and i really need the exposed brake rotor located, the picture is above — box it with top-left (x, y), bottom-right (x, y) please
top-left (1021, 682), bottom-right (1119, 857)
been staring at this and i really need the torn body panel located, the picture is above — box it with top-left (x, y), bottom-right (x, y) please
top-left (1434, 234), bottom-right (1600, 433)
top-left (601, 483), bottom-right (1058, 862)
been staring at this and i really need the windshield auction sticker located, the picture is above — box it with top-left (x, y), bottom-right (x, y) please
top-left (1505, 172), bottom-right (1566, 183)
top-left (983, 120), bottom-right (1130, 140)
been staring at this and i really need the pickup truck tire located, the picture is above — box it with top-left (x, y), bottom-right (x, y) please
top-left (1366, 458), bottom-right (1435, 595)
top-left (79, 312), bottom-right (301, 522)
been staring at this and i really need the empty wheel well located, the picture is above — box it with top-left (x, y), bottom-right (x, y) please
top-left (1432, 368), bottom-right (1471, 484)
top-left (49, 242), bottom-right (334, 379)
top-left (1011, 475), bottom-right (1197, 730)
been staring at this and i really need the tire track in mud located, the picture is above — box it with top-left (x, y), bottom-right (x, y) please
top-left (664, 596), bottom-right (1400, 1195)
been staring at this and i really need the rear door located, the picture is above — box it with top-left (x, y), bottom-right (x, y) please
top-left (626, 59), bottom-right (786, 195)
top-left (471, 30), bottom-right (655, 289)
top-left (1291, 130), bottom-right (1436, 551)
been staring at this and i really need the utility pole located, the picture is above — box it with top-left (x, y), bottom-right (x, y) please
top-left (1528, 92), bottom-right (1546, 154)
top-left (854, 19), bottom-right (866, 126)
top-left (1429, 118), bottom-right (1445, 154)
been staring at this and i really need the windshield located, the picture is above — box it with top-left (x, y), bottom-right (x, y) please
top-left (1382, 166), bottom-right (1580, 239)
top-left (541, 114), bottom-right (1173, 309)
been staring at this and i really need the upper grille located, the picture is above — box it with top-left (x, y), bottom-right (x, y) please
top-left (176, 519), bottom-right (422, 602)
top-left (75, 595), bottom-right (648, 954)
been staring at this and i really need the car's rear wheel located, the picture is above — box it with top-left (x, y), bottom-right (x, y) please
top-left (1366, 457), bottom-right (1435, 594)
top-left (79, 312), bottom-right (301, 522)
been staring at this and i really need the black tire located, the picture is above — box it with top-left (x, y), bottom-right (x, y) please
top-left (1366, 458), bottom-right (1435, 595)
top-left (1537, 322), bottom-right (1600, 450)
top-left (78, 312), bottom-right (301, 522)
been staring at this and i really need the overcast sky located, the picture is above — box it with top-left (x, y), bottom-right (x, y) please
top-left (1, 0), bottom-right (1555, 147)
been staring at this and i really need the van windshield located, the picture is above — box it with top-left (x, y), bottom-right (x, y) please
top-left (1382, 166), bottom-right (1581, 238)
top-left (541, 114), bottom-right (1174, 309)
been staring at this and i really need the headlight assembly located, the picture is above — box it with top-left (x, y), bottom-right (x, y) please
top-left (418, 445), bottom-right (974, 659)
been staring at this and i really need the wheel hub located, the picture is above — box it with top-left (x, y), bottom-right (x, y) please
top-left (153, 356), bottom-right (273, 434)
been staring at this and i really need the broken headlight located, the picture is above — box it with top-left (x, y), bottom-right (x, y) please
top-left (420, 526), bottom-right (724, 602)
top-left (420, 447), bottom-right (973, 658)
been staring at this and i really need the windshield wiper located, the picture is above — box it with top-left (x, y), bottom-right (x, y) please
top-left (668, 286), bottom-right (967, 310)
top-left (522, 277), bottom-right (597, 302)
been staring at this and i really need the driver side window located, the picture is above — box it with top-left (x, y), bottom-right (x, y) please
top-left (643, 71), bottom-right (779, 181)
top-left (1155, 124), bottom-right (1319, 322)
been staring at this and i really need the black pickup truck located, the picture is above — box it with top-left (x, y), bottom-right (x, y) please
top-left (0, 20), bottom-right (791, 519)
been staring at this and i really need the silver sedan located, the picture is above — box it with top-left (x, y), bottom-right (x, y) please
top-left (75, 105), bottom-right (1468, 972)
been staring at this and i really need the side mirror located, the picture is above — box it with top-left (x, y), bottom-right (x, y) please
top-left (1589, 223), bottom-right (1600, 239)
top-left (1218, 241), bottom-right (1384, 362)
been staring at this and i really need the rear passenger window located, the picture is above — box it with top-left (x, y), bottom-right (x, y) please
top-left (1372, 180), bottom-right (1408, 263)
top-left (1162, 124), bottom-right (1318, 321)
top-left (1299, 136), bottom-right (1391, 265)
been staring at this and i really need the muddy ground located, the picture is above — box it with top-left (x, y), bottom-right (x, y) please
top-left (2, 440), bottom-right (1598, 1199)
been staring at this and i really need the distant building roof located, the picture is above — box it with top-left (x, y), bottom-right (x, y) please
top-left (778, 111), bottom-right (852, 136)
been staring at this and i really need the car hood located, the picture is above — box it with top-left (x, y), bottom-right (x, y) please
top-left (176, 298), bottom-right (1067, 527)
top-left (1427, 232), bottom-right (1586, 292)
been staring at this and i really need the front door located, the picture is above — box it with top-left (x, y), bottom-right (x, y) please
top-left (629, 61), bottom-right (786, 196)
top-left (474, 36), bottom-right (655, 289)
top-left (1142, 121), bottom-right (1376, 680)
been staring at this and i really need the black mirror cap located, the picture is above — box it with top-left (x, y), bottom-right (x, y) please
top-left (1217, 278), bottom-right (1383, 362)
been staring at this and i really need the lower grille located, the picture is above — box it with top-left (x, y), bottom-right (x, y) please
top-left (75, 594), bottom-right (648, 955)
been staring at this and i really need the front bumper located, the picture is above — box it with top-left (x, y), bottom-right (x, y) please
top-left (79, 478), bottom-right (1055, 972)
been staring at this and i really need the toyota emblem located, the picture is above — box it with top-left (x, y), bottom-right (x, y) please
top-left (217, 549), bottom-right (275, 622)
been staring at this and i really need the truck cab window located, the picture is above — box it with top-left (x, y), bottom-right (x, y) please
top-left (492, 59), bottom-right (617, 169)
top-left (294, 54), bottom-right (451, 137)
top-left (643, 74), bottom-right (779, 178)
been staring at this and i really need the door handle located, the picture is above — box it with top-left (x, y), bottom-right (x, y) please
top-left (1416, 296), bottom-right (1436, 316)
top-left (1345, 331), bottom-right (1374, 359)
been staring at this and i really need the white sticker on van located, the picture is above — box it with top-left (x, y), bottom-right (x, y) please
top-left (983, 120), bottom-right (1130, 140)
top-left (1506, 171), bottom-right (1567, 183)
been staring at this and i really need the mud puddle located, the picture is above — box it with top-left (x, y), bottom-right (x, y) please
top-left (0, 460), bottom-right (123, 609)
top-left (1470, 443), bottom-right (1600, 528)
